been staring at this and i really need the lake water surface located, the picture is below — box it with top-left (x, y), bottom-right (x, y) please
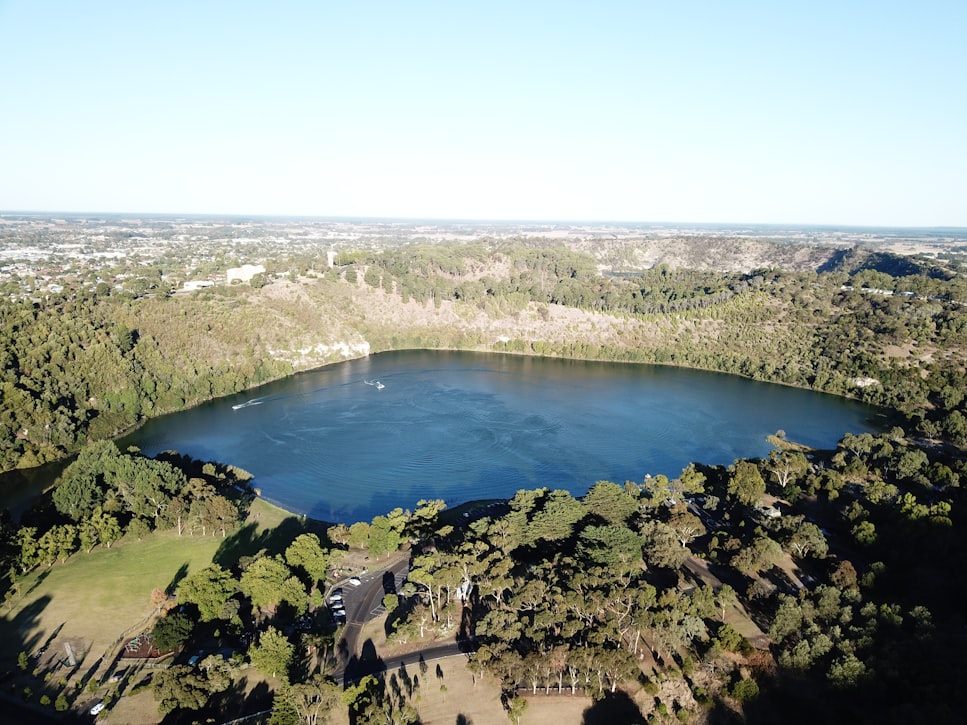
top-left (117, 351), bottom-right (880, 524)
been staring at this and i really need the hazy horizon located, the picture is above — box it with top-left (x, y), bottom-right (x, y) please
top-left (3, 210), bottom-right (966, 235)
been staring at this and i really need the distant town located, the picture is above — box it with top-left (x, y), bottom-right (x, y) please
top-left (2, 212), bottom-right (966, 302)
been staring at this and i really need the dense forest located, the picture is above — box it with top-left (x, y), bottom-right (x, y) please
top-left (1, 237), bottom-right (966, 722)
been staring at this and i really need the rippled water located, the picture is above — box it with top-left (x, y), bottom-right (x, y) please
top-left (119, 350), bottom-right (880, 523)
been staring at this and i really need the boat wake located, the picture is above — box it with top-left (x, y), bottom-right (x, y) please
top-left (232, 399), bottom-right (265, 410)
top-left (364, 380), bottom-right (386, 390)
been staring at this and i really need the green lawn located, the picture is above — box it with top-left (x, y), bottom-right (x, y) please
top-left (0, 498), bottom-right (297, 676)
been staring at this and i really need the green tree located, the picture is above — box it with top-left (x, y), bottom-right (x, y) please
top-left (93, 508), bottom-right (122, 548)
top-left (16, 527), bottom-right (39, 573)
top-left (768, 450), bottom-right (809, 489)
top-left (177, 564), bottom-right (238, 621)
top-left (367, 514), bottom-right (403, 559)
top-left (583, 480), bottom-right (639, 525)
top-left (506, 693), bottom-right (528, 724)
top-left (347, 521), bottom-right (370, 549)
top-left (151, 611), bottom-right (194, 653)
top-left (732, 535), bottom-right (783, 575)
top-left (238, 557), bottom-right (306, 615)
top-left (250, 626), bottom-right (294, 680)
top-left (728, 460), bottom-right (766, 505)
top-left (641, 520), bottom-right (688, 569)
top-left (269, 681), bottom-right (300, 725)
top-left (285, 533), bottom-right (330, 586)
top-left (153, 664), bottom-right (212, 715)
top-left (852, 520), bottom-right (877, 546)
top-left (787, 521), bottom-right (828, 559)
top-left (667, 509), bottom-right (706, 549)
top-left (52, 471), bottom-right (103, 521)
top-left (406, 498), bottom-right (447, 541)
top-left (577, 524), bottom-right (643, 571)
top-left (291, 674), bottom-right (341, 725)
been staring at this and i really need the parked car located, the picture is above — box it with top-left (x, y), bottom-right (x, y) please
top-left (90, 701), bottom-right (105, 715)
top-left (348, 576), bottom-right (362, 586)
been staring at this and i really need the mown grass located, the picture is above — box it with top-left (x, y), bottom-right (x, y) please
top-left (0, 498), bottom-right (297, 674)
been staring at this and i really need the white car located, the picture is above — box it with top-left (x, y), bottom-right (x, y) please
top-left (90, 701), bottom-right (105, 715)
top-left (328, 592), bottom-right (343, 603)
top-left (348, 576), bottom-right (362, 586)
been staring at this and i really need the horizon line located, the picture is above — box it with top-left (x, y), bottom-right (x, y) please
top-left (2, 210), bottom-right (966, 232)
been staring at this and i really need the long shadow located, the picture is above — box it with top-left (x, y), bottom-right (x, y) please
top-left (582, 689), bottom-right (647, 724)
top-left (166, 562), bottom-right (190, 595)
top-left (79, 655), bottom-right (103, 690)
top-left (37, 620), bottom-right (64, 658)
top-left (343, 638), bottom-right (386, 684)
top-left (22, 569), bottom-right (50, 599)
top-left (213, 515), bottom-right (317, 568)
top-left (0, 594), bottom-right (51, 673)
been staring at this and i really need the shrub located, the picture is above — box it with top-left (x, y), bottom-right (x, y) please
top-left (731, 678), bottom-right (760, 702)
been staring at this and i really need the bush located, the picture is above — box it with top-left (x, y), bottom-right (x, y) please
top-left (55, 694), bottom-right (69, 711)
top-left (731, 678), bottom-right (760, 702)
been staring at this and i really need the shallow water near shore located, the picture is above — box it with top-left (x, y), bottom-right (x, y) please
top-left (116, 350), bottom-right (879, 523)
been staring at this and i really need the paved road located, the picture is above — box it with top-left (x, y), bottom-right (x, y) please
top-left (333, 556), bottom-right (409, 667)
top-left (335, 640), bottom-right (471, 685)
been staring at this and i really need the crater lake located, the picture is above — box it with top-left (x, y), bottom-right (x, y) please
top-left (117, 350), bottom-right (881, 523)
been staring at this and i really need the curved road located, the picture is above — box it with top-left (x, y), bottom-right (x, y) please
top-left (333, 558), bottom-right (408, 667)
top-left (329, 555), bottom-right (475, 685)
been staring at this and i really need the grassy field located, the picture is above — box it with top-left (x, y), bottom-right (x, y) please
top-left (0, 498), bottom-right (294, 685)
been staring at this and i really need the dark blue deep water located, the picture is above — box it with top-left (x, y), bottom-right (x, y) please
top-left (119, 351), bottom-right (880, 523)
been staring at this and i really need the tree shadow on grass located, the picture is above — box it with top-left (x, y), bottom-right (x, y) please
top-left (166, 562), bottom-right (189, 596)
top-left (582, 689), bottom-right (647, 724)
top-left (213, 516), bottom-right (318, 568)
top-left (22, 569), bottom-right (50, 599)
top-left (0, 594), bottom-right (51, 669)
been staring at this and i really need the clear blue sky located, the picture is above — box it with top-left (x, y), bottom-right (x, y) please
top-left (1, 1), bottom-right (965, 225)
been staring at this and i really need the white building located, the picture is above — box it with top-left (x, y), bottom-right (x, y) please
top-left (226, 264), bottom-right (265, 283)
top-left (182, 280), bottom-right (215, 291)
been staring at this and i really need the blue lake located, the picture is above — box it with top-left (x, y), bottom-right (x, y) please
top-left (119, 350), bottom-right (881, 523)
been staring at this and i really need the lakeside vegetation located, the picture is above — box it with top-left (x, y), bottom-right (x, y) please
top-left (0, 231), bottom-right (965, 722)
top-left (2, 237), bottom-right (966, 475)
